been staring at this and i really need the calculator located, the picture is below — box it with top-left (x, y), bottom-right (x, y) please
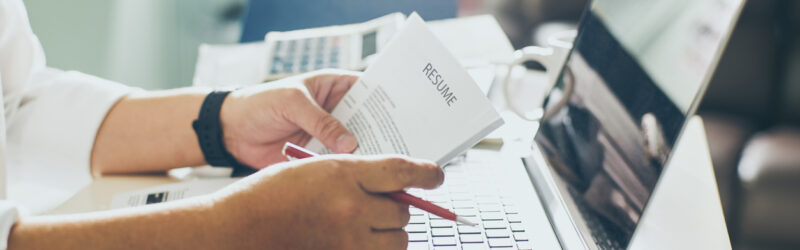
top-left (262, 13), bottom-right (405, 81)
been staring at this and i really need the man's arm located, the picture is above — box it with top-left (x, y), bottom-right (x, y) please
top-left (91, 72), bottom-right (359, 175)
top-left (8, 196), bottom-right (225, 249)
top-left (90, 88), bottom-right (208, 175)
top-left (9, 155), bottom-right (444, 249)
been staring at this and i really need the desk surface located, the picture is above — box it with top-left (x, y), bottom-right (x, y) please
top-left (48, 175), bottom-right (181, 215)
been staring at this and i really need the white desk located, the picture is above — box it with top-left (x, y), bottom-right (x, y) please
top-left (48, 175), bottom-right (181, 214)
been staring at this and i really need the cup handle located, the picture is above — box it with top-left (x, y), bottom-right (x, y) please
top-left (510, 46), bottom-right (555, 68)
top-left (503, 46), bottom-right (573, 122)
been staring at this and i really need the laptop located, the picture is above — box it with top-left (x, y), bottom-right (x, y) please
top-left (405, 0), bottom-right (745, 249)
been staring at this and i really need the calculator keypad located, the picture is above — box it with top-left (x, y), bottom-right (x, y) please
top-left (269, 36), bottom-right (342, 75)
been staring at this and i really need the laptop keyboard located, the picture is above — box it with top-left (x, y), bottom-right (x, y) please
top-left (404, 156), bottom-right (534, 250)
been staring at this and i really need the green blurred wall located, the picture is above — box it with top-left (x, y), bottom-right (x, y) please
top-left (22, 0), bottom-right (243, 90)
top-left (23, 0), bottom-right (113, 82)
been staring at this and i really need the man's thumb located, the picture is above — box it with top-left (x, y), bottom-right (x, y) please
top-left (290, 97), bottom-right (357, 153)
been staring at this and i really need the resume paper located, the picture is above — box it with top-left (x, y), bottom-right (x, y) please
top-left (306, 13), bottom-right (503, 165)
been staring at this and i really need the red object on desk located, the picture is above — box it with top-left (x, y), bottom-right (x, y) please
top-left (281, 142), bottom-right (477, 226)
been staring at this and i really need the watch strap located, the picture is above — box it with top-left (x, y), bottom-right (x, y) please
top-left (192, 91), bottom-right (255, 176)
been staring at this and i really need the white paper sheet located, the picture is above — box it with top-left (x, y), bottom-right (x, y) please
top-left (109, 178), bottom-right (238, 209)
top-left (306, 13), bottom-right (504, 166)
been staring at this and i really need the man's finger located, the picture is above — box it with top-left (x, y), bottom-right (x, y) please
top-left (362, 195), bottom-right (410, 230)
top-left (304, 74), bottom-right (357, 111)
top-left (322, 75), bottom-right (357, 111)
top-left (287, 93), bottom-right (357, 153)
top-left (356, 156), bottom-right (443, 193)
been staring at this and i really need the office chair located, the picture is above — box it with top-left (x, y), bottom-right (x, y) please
top-left (239, 0), bottom-right (457, 43)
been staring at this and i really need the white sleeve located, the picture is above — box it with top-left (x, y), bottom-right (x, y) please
top-left (1, 0), bottom-right (137, 184)
top-left (5, 68), bottom-right (138, 182)
top-left (0, 0), bottom-right (144, 216)
top-left (0, 202), bottom-right (19, 250)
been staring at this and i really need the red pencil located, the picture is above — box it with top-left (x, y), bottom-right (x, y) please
top-left (282, 142), bottom-right (477, 226)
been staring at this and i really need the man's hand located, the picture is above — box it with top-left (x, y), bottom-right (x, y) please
top-left (91, 70), bottom-right (358, 175)
top-left (221, 71), bottom-right (359, 169)
top-left (9, 155), bottom-right (443, 250)
top-left (213, 155), bottom-right (444, 249)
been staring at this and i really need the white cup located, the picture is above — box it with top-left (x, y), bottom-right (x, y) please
top-left (503, 30), bottom-right (577, 121)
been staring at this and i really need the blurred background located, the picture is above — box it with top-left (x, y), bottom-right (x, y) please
top-left (23, 0), bottom-right (799, 249)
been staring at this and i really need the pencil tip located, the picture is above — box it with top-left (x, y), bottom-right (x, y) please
top-left (457, 216), bottom-right (478, 226)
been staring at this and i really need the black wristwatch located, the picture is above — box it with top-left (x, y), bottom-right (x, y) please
top-left (192, 91), bottom-right (255, 176)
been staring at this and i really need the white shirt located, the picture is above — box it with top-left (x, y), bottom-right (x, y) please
top-left (0, 0), bottom-right (135, 248)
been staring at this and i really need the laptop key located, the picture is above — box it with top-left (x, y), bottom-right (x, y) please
top-left (517, 241), bottom-right (533, 250)
top-left (509, 223), bottom-right (525, 232)
top-left (504, 205), bottom-right (519, 214)
top-left (454, 209), bottom-right (478, 217)
top-left (501, 198), bottom-right (516, 205)
top-left (485, 229), bottom-right (511, 238)
top-left (429, 213), bottom-right (446, 220)
top-left (427, 190), bottom-right (449, 196)
top-left (480, 212), bottom-right (504, 221)
top-left (447, 186), bottom-right (468, 193)
top-left (459, 234), bottom-right (484, 243)
top-left (431, 228), bottom-right (456, 237)
top-left (432, 236), bottom-right (457, 246)
top-left (461, 243), bottom-right (489, 250)
top-left (409, 215), bottom-right (426, 224)
top-left (483, 221), bottom-right (508, 229)
top-left (488, 238), bottom-right (514, 248)
top-left (476, 197), bottom-right (500, 204)
top-left (450, 194), bottom-right (472, 201)
top-left (478, 204), bottom-right (503, 212)
top-left (409, 233), bottom-right (428, 242)
top-left (452, 201), bottom-right (476, 208)
top-left (430, 220), bottom-right (455, 228)
top-left (408, 241), bottom-right (429, 250)
top-left (457, 225), bottom-right (482, 234)
top-left (405, 224), bottom-right (428, 233)
top-left (507, 214), bottom-right (522, 223)
top-left (513, 232), bottom-right (529, 241)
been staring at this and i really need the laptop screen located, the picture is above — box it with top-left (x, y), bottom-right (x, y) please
top-left (534, 0), bottom-right (743, 246)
